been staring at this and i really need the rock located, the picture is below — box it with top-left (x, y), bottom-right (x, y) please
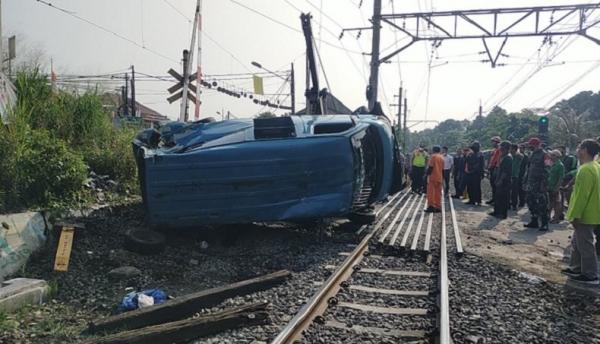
top-left (0, 278), bottom-right (49, 312)
top-left (466, 335), bottom-right (484, 343)
top-left (1, 222), bottom-right (9, 230)
top-left (199, 241), bottom-right (209, 250)
top-left (108, 266), bottom-right (141, 280)
top-left (189, 259), bottom-right (199, 266)
top-left (501, 239), bottom-right (513, 245)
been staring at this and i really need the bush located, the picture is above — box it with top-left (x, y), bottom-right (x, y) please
top-left (0, 68), bottom-right (138, 212)
top-left (85, 127), bottom-right (138, 190)
top-left (0, 118), bottom-right (87, 211)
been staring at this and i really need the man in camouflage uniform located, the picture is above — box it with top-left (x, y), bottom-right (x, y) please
top-left (523, 137), bottom-right (550, 231)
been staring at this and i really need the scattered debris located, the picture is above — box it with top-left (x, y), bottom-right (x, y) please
top-left (501, 239), bottom-right (513, 245)
top-left (517, 271), bottom-right (546, 284)
top-left (85, 302), bottom-right (269, 344)
top-left (120, 289), bottom-right (167, 312)
top-left (465, 334), bottom-right (484, 343)
top-left (0, 278), bottom-right (49, 312)
top-left (107, 266), bottom-right (142, 281)
top-left (87, 270), bottom-right (290, 333)
top-left (53, 226), bottom-right (76, 272)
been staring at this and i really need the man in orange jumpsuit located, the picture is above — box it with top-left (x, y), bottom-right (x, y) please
top-left (426, 146), bottom-right (444, 213)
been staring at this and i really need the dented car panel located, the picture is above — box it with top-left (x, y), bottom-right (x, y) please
top-left (133, 114), bottom-right (396, 227)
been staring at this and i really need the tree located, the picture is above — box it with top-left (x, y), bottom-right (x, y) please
top-left (549, 91), bottom-right (600, 149)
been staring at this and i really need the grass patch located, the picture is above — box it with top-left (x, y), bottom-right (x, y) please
top-left (0, 68), bottom-right (139, 213)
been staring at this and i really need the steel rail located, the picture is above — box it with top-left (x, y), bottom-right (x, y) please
top-left (400, 194), bottom-right (425, 247)
top-left (448, 193), bottom-right (464, 254)
top-left (439, 196), bottom-right (451, 344)
top-left (389, 194), bottom-right (420, 245)
top-left (270, 192), bottom-right (405, 344)
top-left (378, 194), bottom-right (414, 243)
top-left (423, 213), bottom-right (434, 252)
top-left (375, 189), bottom-right (404, 216)
top-left (410, 201), bottom-right (427, 250)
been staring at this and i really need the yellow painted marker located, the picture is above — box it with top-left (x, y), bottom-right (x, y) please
top-left (54, 226), bottom-right (75, 272)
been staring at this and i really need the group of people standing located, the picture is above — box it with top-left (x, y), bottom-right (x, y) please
top-left (408, 136), bottom-right (600, 285)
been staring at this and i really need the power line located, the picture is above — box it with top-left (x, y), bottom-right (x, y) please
top-left (35, 0), bottom-right (179, 64)
top-left (229, 0), bottom-right (362, 54)
top-left (162, 0), bottom-right (192, 22)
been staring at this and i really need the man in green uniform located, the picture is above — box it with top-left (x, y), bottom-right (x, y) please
top-left (523, 138), bottom-right (550, 231)
top-left (557, 145), bottom-right (577, 209)
top-left (510, 144), bottom-right (523, 210)
top-left (548, 150), bottom-right (565, 224)
top-left (562, 139), bottom-right (600, 285)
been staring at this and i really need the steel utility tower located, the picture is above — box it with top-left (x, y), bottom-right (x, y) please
top-left (346, 3), bottom-right (600, 112)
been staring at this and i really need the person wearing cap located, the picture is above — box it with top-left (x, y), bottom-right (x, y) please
top-left (425, 146), bottom-right (444, 213)
top-left (489, 141), bottom-right (513, 219)
top-left (464, 141), bottom-right (484, 206)
top-left (486, 136), bottom-right (502, 205)
top-left (548, 150), bottom-right (565, 224)
top-left (523, 137), bottom-right (550, 231)
top-left (562, 139), bottom-right (600, 285)
top-left (411, 145), bottom-right (428, 194)
top-left (509, 144), bottom-right (524, 210)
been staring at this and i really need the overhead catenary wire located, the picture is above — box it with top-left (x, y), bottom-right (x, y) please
top-left (229, 0), bottom-right (363, 55)
top-left (35, 0), bottom-right (179, 64)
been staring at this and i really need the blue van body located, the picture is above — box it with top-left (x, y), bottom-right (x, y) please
top-left (132, 114), bottom-right (399, 227)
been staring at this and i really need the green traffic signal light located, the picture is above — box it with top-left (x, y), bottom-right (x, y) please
top-left (538, 116), bottom-right (549, 134)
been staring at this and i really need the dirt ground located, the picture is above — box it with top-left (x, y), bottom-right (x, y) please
top-left (453, 198), bottom-right (598, 292)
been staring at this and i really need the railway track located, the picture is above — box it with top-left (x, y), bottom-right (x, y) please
top-left (271, 190), bottom-right (464, 344)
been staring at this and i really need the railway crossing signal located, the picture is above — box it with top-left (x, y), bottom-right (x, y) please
top-left (167, 68), bottom-right (199, 105)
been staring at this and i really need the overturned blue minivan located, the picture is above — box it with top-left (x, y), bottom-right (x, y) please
top-left (133, 114), bottom-right (403, 227)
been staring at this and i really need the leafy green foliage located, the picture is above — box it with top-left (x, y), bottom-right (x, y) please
top-left (0, 68), bottom-right (138, 212)
top-left (407, 91), bottom-right (599, 152)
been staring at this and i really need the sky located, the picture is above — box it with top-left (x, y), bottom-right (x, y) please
top-left (3, 0), bottom-right (600, 128)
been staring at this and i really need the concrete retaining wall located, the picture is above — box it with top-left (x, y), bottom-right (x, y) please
top-left (0, 212), bottom-right (48, 282)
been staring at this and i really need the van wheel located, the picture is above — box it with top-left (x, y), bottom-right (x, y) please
top-left (124, 229), bottom-right (166, 255)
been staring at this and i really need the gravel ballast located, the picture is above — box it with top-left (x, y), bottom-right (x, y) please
top-left (1, 196), bottom-right (599, 344)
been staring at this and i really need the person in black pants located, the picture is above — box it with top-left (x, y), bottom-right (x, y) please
top-left (464, 141), bottom-right (484, 205)
top-left (490, 141), bottom-right (513, 219)
top-left (518, 145), bottom-right (529, 207)
top-left (442, 146), bottom-right (453, 196)
top-left (509, 144), bottom-right (524, 210)
top-left (452, 148), bottom-right (465, 198)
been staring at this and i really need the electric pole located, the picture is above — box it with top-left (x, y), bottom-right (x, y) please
top-left (194, 0), bottom-right (202, 120)
top-left (367, 0), bottom-right (382, 111)
top-left (124, 73), bottom-right (129, 117)
top-left (131, 65), bottom-right (136, 117)
top-left (403, 95), bottom-right (408, 152)
top-left (290, 62), bottom-right (296, 115)
top-left (180, 49), bottom-right (190, 122)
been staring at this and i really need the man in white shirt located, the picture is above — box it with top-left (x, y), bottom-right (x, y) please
top-left (442, 146), bottom-right (454, 196)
